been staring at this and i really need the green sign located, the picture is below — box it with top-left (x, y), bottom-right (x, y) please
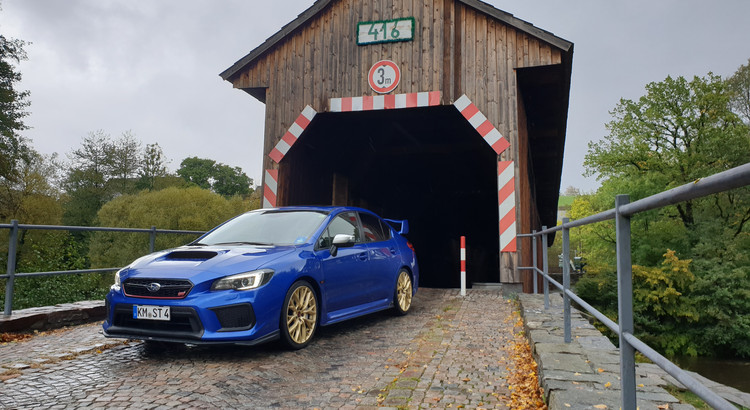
top-left (357, 17), bottom-right (415, 46)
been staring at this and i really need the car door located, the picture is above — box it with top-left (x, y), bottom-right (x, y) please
top-left (360, 212), bottom-right (399, 303)
top-left (316, 212), bottom-right (371, 315)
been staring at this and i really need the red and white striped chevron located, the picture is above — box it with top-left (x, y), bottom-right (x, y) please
top-left (453, 95), bottom-right (510, 155)
top-left (268, 106), bottom-right (317, 164)
top-left (263, 169), bottom-right (279, 208)
top-left (498, 161), bottom-right (517, 252)
top-left (330, 91), bottom-right (440, 112)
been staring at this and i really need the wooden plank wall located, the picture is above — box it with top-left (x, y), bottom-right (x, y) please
top-left (229, 0), bottom-right (564, 283)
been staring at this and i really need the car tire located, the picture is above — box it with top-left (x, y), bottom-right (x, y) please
top-left (393, 269), bottom-right (413, 316)
top-left (280, 280), bottom-right (318, 350)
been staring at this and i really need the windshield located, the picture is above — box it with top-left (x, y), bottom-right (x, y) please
top-left (197, 210), bottom-right (328, 246)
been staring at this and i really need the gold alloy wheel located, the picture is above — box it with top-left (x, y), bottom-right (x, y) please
top-left (397, 271), bottom-right (412, 312)
top-left (286, 285), bottom-right (317, 344)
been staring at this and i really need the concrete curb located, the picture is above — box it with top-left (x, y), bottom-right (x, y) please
top-left (0, 300), bottom-right (105, 333)
top-left (518, 293), bottom-right (750, 410)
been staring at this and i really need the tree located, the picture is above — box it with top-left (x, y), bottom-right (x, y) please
top-left (727, 58), bottom-right (750, 124)
top-left (62, 130), bottom-right (150, 225)
top-left (0, 150), bottom-right (62, 222)
top-left (177, 156), bottom-right (253, 197)
top-left (63, 131), bottom-right (114, 226)
top-left (177, 157), bottom-right (214, 190)
top-left (575, 69), bottom-right (750, 359)
top-left (136, 142), bottom-right (169, 190)
top-left (212, 164), bottom-right (252, 197)
top-left (108, 130), bottom-right (141, 194)
top-left (562, 186), bottom-right (581, 197)
top-left (585, 73), bottom-right (750, 228)
top-left (89, 187), bottom-right (256, 267)
top-left (0, 33), bottom-right (31, 185)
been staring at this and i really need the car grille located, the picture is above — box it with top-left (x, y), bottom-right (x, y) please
top-left (123, 278), bottom-right (193, 299)
top-left (112, 304), bottom-right (203, 339)
top-left (210, 303), bottom-right (255, 332)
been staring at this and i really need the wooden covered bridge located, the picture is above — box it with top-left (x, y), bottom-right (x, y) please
top-left (220, 0), bottom-right (573, 291)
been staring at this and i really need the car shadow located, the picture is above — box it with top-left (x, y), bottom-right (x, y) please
top-left (136, 307), bottom-right (406, 360)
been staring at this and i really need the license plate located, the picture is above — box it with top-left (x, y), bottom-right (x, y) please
top-left (133, 305), bottom-right (171, 321)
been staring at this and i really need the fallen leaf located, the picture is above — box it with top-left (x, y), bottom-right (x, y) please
top-left (594, 405), bottom-right (608, 409)
top-left (604, 382), bottom-right (612, 388)
top-left (597, 368), bottom-right (605, 373)
top-left (564, 404), bottom-right (571, 408)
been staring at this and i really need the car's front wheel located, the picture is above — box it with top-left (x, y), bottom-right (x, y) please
top-left (393, 269), bottom-right (413, 315)
top-left (280, 280), bottom-right (318, 349)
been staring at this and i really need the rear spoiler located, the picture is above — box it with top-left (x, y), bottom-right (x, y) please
top-left (384, 219), bottom-right (409, 235)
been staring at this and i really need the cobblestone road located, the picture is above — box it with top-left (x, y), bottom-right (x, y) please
top-left (1, 289), bottom-right (518, 409)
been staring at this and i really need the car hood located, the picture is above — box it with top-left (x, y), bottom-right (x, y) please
top-left (121, 244), bottom-right (297, 282)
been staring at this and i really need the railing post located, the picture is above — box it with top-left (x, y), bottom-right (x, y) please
top-left (149, 226), bottom-right (157, 253)
top-left (562, 217), bottom-right (571, 343)
top-left (541, 225), bottom-right (549, 309)
top-left (532, 230), bottom-right (538, 294)
top-left (616, 194), bottom-right (636, 409)
top-left (4, 220), bottom-right (19, 316)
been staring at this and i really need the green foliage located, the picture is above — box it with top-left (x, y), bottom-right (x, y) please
top-left (61, 131), bottom-right (179, 226)
top-left (574, 68), bottom-right (750, 360)
top-left (135, 142), bottom-right (170, 191)
top-left (88, 187), bottom-right (257, 268)
top-left (0, 33), bottom-right (31, 185)
top-left (177, 156), bottom-right (253, 197)
top-left (2, 273), bottom-right (110, 311)
top-left (0, 229), bottom-right (101, 310)
top-left (727, 58), bottom-right (750, 124)
top-left (632, 251), bottom-right (700, 357)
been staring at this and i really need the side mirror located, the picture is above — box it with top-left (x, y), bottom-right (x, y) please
top-left (330, 234), bottom-right (356, 257)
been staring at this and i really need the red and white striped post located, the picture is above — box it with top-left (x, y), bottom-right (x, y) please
top-left (460, 236), bottom-right (466, 296)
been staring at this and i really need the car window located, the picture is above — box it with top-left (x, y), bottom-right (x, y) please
top-left (198, 210), bottom-right (327, 246)
top-left (378, 219), bottom-right (392, 240)
top-left (317, 212), bottom-right (360, 249)
top-left (359, 212), bottom-right (387, 242)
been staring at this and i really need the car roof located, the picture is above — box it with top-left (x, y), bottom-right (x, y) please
top-left (250, 206), bottom-right (377, 215)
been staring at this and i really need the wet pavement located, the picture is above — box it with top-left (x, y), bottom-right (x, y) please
top-left (0, 289), bottom-right (519, 409)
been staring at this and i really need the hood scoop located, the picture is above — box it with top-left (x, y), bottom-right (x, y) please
top-left (164, 250), bottom-right (219, 261)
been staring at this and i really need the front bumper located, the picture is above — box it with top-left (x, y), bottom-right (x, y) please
top-left (103, 288), bottom-right (280, 345)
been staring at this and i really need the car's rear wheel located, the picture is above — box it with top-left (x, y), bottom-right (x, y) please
top-left (280, 280), bottom-right (318, 349)
top-left (394, 269), bottom-right (413, 315)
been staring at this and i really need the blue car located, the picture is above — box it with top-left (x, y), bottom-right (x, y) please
top-left (102, 206), bottom-right (418, 349)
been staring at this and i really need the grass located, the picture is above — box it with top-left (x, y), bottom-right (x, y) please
top-left (664, 385), bottom-right (748, 409)
top-left (558, 195), bottom-right (576, 208)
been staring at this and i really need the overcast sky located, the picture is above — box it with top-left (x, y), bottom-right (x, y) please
top-left (2, 0), bottom-right (749, 193)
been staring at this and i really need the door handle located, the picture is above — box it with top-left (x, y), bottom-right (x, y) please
top-left (390, 247), bottom-right (397, 254)
top-left (358, 252), bottom-right (368, 261)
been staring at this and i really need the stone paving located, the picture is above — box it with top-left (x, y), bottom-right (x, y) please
top-left (1, 289), bottom-right (519, 409)
top-left (3, 289), bottom-right (748, 409)
top-left (518, 293), bottom-right (750, 410)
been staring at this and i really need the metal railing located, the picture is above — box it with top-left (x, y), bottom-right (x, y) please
top-left (517, 162), bottom-right (750, 410)
top-left (1, 221), bottom-right (205, 316)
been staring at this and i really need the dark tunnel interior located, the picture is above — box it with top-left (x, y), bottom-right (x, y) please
top-left (279, 106), bottom-right (500, 288)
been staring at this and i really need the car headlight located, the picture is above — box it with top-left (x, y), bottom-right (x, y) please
top-left (111, 268), bottom-right (125, 292)
top-left (211, 269), bottom-right (274, 291)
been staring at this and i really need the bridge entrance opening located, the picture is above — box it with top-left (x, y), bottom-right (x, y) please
top-left (278, 106), bottom-right (500, 288)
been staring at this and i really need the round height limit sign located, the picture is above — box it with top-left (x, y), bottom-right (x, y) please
top-left (368, 60), bottom-right (400, 94)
